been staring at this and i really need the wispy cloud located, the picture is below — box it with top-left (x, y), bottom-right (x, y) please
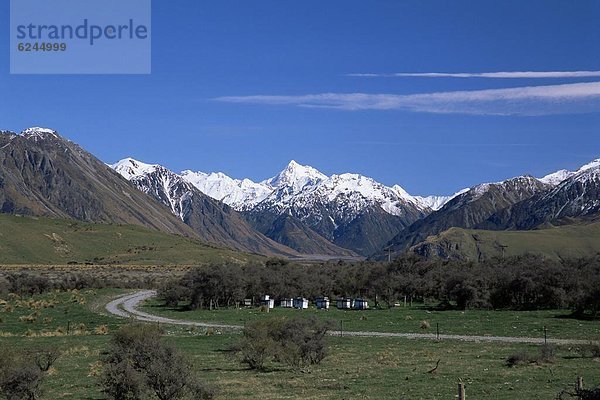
top-left (347, 71), bottom-right (600, 78)
top-left (215, 82), bottom-right (600, 116)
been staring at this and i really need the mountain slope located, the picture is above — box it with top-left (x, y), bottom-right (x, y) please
top-left (243, 164), bottom-right (428, 256)
top-left (112, 158), bottom-right (299, 257)
top-left (381, 175), bottom-right (552, 257)
top-left (409, 221), bottom-right (600, 261)
top-left (0, 213), bottom-right (259, 265)
top-left (0, 128), bottom-right (195, 237)
top-left (482, 159), bottom-right (600, 230)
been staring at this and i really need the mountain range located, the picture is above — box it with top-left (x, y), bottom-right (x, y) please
top-left (2, 127), bottom-right (600, 262)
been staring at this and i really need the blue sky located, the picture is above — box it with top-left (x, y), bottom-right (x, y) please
top-left (1, 0), bottom-right (600, 195)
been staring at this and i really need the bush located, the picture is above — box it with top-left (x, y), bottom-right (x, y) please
top-left (538, 344), bottom-right (557, 363)
top-left (100, 324), bottom-right (214, 400)
top-left (576, 341), bottom-right (600, 358)
top-left (506, 351), bottom-right (532, 367)
top-left (31, 346), bottom-right (61, 372)
top-left (235, 317), bottom-right (331, 371)
top-left (273, 317), bottom-right (331, 367)
top-left (0, 349), bottom-right (44, 400)
top-left (235, 319), bottom-right (277, 371)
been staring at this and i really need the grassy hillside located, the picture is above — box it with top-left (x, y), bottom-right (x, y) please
top-left (0, 214), bottom-right (261, 265)
top-left (410, 221), bottom-right (600, 261)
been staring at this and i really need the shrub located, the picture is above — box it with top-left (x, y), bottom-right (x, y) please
top-left (235, 319), bottom-right (277, 371)
top-left (100, 324), bottom-right (213, 400)
top-left (576, 341), bottom-right (600, 358)
top-left (506, 351), bottom-right (532, 367)
top-left (235, 317), bottom-right (331, 371)
top-left (538, 344), bottom-right (557, 363)
top-left (100, 360), bottom-right (147, 400)
top-left (0, 349), bottom-right (45, 400)
top-left (31, 346), bottom-right (61, 372)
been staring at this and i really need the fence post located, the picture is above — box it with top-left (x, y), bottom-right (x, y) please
top-left (577, 377), bottom-right (584, 391)
top-left (458, 383), bottom-right (465, 400)
top-left (436, 323), bottom-right (440, 340)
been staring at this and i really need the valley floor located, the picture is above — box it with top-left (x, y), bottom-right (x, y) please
top-left (1, 289), bottom-right (598, 399)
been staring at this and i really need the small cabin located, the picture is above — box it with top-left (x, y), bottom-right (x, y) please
top-left (353, 298), bottom-right (369, 310)
top-left (315, 297), bottom-right (330, 310)
top-left (280, 298), bottom-right (294, 308)
top-left (243, 299), bottom-right (252, 307)
top-left (260, 295), bottom-right (274, 309)
top-left (293, 297), bottom-right (309, 309)
top-left (336, 298), bottom-right (353, 310)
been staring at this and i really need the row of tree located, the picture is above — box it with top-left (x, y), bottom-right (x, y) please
top-left (160, 255), bottom-right (600, 314)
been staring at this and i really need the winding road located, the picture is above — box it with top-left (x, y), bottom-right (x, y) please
top-left (105, 290), bottom-right (590, 345)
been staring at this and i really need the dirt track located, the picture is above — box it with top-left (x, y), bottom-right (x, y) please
top-left (105, 290), bottom-right (590, 345)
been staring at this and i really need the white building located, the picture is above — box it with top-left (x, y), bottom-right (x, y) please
top-left (280, 298), bottom-right (294, 308)
top-left (293, 297), bottom-right (309, 309)
top-left (336, 298), bottom-right (353, 310)
top-left (315, 297), bottom-right (330, 309)
top-left (260, 295), bottom-right (274, 309)
top-left (353, 298), bottom-right (369, 310)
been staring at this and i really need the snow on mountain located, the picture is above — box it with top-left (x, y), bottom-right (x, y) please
top-left (181, 170), bottom-right (272, 210)
top-left (112, 158), bottom-right (458, 223)
top-left (540, 169), bottom-right (575, 186)
top-left (264, 160), bottom-right (327, 194)
top-left (414, 189), bottom-right (469, 211)
top-left (111, 158), bottom-right (160, 181)
top-left (20, 127), bottom-right (59, 141)
top-left (578, 158), bottom-right (600, 173)
top-left (538, 158), bottom-right (600, 186)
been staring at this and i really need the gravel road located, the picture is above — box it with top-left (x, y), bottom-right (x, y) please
top-left (105, 290), bottom-right (590, 345)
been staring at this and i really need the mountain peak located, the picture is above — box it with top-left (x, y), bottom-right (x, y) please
top-left (111, 157), bottom-right (159, 180)
top-left (578, 158), bottom-right (600, 173)
top-left (266, 160), bottom-right (327, 192)
top-left (20, 127), bottom-right (60, 140)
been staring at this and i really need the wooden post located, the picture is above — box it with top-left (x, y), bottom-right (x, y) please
top-left (458, 383), bottom-right (466, 400)
top-left (577, 377), bottom-right (584, 391)
top-left (340, 320), bottom-right (343, 337)
top-left (544, 326), bottom-right (547, 344)
top-left (404, 295), bottom-right (407, 308)
top-left (436, 323), bottom-right (440, 340)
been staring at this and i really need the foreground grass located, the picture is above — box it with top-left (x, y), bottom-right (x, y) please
top-left (142, 299), bottom-right (600, 340)
top-left (1, 290), bottom-right (599, 399)
top-left (1, 332), bottom-right (599, 400)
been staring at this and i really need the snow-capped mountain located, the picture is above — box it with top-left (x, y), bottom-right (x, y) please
top-left (540, 169), bottom-right (575, 186)
top-left (381, 174), bottom-right (553, 255)
top-left (538, 159), bottom-right (600, 186)
top-left (0, 129), bottom-right (195, 237)
top-left (19, 127), bottom-right (61, 141)
top-left (485, 158), bottom-right (600, 230)
top-left (414, 189), bottom-right (469, 211)
top-left (237, 162), bottom-right (429, 256)
top-left (111, 158), bottom-right (299, 256)
top-left (180, 170), bottom-right (272, 211)
top-left (155, 159), bottom-right (463, 255)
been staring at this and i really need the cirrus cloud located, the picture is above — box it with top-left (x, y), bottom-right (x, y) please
top-left (347, 70), bottom-right (600, 79)
top-left (215, 82), bottom-right (600, 116)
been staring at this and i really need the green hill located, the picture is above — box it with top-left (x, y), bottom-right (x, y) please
top-left (0, 214), bottom-right (261, 265)
top-left (409, 221), bottom-right (600, 261)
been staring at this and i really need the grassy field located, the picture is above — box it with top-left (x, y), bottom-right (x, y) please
top-left (0, 214), bottom-right (261, 265)
top-left (142, 299), bottom-right (600, 340)
top-left (412, 221), bottom-right (600, 260)
top-left (1, 290), bottom-right (599, 399)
